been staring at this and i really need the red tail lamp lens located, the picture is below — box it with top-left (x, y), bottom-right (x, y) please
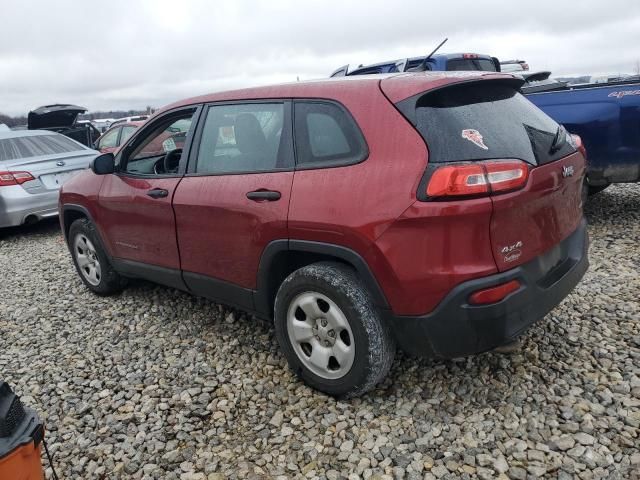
top-left (426, 160), bottom-right (529, 198)
top-left (0, 171), bottom-right (35, 187)
top-left (469, 279), bottom-right (521, 305)
top-left (570, 134), bottom-right (587, 160)
top-left (483, 160), bottom-right (529, 193)
top-left (426, 164), bottom-right (488, 197)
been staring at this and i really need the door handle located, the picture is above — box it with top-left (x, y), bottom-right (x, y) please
top-left (246, 190), bottom-right (281, 201)
top-left (147, 188), bottom-right (169, 199)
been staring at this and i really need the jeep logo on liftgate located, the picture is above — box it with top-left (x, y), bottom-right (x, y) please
top-left (501, 241), bottom-right (523, 263)
top-left (562, 165), bottom-right (574, 178)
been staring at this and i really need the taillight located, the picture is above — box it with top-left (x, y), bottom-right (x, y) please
top-left (426, 164), bottom-right (488, 197)
top-left (570, 134), bottom-right (587, 160)
top-left (426, 160), bottom-right (529, 199)
top-left (0, 171), bottom-right (35, 187)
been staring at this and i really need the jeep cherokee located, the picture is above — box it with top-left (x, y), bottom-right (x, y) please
top-left (59, 72), bottom-right (589, 398)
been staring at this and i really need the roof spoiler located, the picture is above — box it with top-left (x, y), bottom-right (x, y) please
top-left (330, 65), bottom-right (350, 77)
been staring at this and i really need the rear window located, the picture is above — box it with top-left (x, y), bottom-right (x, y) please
top-left (0, 134), bottom-right (85, 162)
top-left (401, 82), bottom-right (575, 165)
top-left (446, 58), bottom-right (497, 72)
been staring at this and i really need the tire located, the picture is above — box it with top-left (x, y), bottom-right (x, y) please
top-left (274, 262), bottom-right (395, 398)
top-left (587, 183), bottom-right (610, 196)
top-left (68, 218), bottom-right (126, 295)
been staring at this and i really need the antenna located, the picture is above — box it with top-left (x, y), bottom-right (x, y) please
top-left (408, 38), bottom-right (449, 72)
top-left (424, 37), bottom-right (448, 63)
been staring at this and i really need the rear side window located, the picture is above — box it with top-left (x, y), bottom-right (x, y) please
top-left (0, 133), bottom-right (85, 161)
top-left (399, 82), bottom-right (575, 165)
top-left (294, 101), bottom-right (367, 168)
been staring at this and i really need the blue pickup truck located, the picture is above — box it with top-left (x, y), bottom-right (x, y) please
top-left (523, 77), bottom-right (640, 194)
top-left (333, 58), bottom-right (640, 194)
top-left (330, 52), bottom-right (500, 77)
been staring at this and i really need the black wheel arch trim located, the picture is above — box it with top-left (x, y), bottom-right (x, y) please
top-left (61, 204), bottom-right (94, 238)
top-left (61, 204), bottom-right (115, 260)
top-left (255, 239), bottom-right (390, 318)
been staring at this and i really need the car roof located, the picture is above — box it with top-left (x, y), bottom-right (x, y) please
top-left (157, 72), bottom-right (516, 115)
top-left (0, 129), bottom-right (62, 140)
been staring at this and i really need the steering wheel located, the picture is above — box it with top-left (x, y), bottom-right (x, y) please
top-left (163, 148), bottom-right (182, 174)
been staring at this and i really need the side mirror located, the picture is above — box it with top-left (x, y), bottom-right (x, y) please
top-left (91, 153), bottom-right (115, 175)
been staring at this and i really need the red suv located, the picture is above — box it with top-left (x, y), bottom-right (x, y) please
top-left (59, 72), bottom-right (588, 398)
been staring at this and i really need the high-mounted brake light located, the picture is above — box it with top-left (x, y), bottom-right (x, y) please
top-left (462, 53), bottom-right (479, 59)
top-left (0, 171), bottom-right (35, 187)
top-left (426, 160), bottom-right (529, 199)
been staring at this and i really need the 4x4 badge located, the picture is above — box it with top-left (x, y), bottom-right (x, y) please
top-left (461, 129), bottom-right (488, 150)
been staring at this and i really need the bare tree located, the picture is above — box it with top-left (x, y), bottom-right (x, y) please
top-left (636, 60), bottom-right (640, 76)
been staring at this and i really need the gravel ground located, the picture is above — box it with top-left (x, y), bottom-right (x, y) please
top-left (1, 184), bottom-right (639, 480)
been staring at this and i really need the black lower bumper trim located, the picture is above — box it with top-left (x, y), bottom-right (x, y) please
top-left (390, 219), bottom-right (589, 358)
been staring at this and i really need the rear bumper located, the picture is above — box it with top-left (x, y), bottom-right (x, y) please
top-left (0, 185), bottom-right (59, 228)
top-left (390, 218), bottom-right (589, 358)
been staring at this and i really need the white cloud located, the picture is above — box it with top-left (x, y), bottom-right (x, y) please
top-left (0, 0), bottom-right (639, 115)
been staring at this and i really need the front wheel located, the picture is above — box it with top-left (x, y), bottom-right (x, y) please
top-left (68, 218), bottom-right (126, 295)
top-left (274, 262), bottom-right (395, 398)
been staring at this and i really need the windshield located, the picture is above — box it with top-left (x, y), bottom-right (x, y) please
top-left (446, 58), bottom-right (497, 72)
top-left (405, 82), bottom-right (575, 165)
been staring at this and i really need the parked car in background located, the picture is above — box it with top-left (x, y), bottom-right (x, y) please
top-left (94, 120), bottom-right (145, 154)
top-left (524, 76), bottom-right (640, 194)
top-left (28, 104), bottom-right (100, 148)
top-left (0, 130), bottom-right (97, 228)
top-left (500, 59), bottom-right (529, 72)
top-left (59, 72), bottom-right (588, 397)
top-left (109, 115), bottom-right (150, 129)
top-left (330, 52), bottom-right (500, 77)
top-left (93, 118), bottom-right (116, 133)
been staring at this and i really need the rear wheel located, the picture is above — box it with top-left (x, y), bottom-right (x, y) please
top-left (274, 262), bottom-right (395, 398)
top-left (587, 183), bottom-right (610, 196)
top-left (68, 218), bottom-right (126, 295)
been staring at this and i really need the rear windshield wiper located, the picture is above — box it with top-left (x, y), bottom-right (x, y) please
top-left (549, 125), bottom-right (567, 154)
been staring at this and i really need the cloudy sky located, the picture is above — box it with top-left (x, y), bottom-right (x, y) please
top-left (1, 0), bottom-right (639, 116)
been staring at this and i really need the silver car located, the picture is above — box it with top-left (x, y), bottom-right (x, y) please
top-left (0, 130), bottom-right (98, 228)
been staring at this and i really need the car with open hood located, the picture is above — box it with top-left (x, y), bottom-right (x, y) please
top-left (28, 104), bottom-right (100, 148)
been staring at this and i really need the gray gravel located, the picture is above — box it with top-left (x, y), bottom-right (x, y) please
top-left (1, 184), bottom-right (639, 480)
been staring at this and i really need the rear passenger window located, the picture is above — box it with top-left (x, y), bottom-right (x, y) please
top-left (195, 103), bottom-right (290, 174)
top-left (294, 102), bottom-right (367, 168)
